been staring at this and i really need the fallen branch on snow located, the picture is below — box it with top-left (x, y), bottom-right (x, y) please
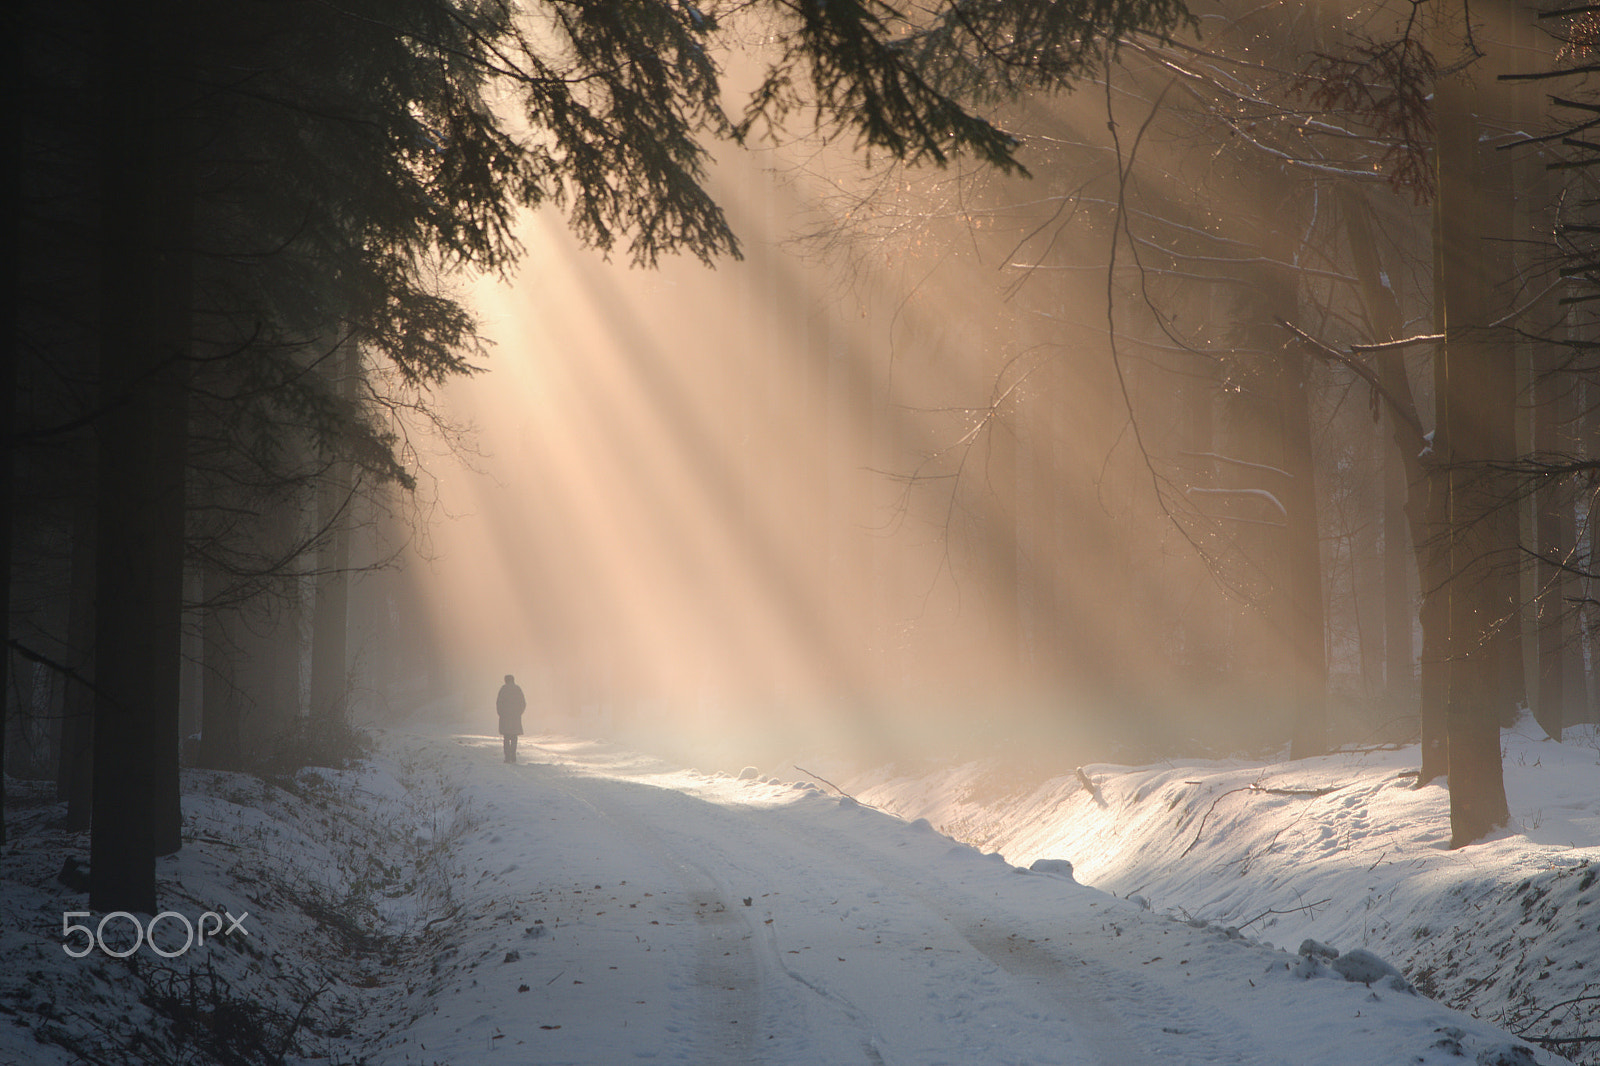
top-left (1181, 782), bottom-right (1342, 857)
top-left (793, 766), bottom-right (886, 812)
top-left (1236, 897), bottom-right (1333, 930)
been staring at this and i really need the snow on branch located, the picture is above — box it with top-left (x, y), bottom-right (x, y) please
top-left (1348, 333), bottom-right (1444, 353)
top-left (1185, 486), bottom-right (1289, 519)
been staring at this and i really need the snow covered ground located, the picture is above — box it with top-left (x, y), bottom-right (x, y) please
top-left (1, 718), bottom-right (1590, 1065)
top-left (851, 715), bottom-right (1600, 1064)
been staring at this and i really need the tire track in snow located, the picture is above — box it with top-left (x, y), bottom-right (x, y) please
top-left (551, 769), bottom-right (910, 1063)
top-left (957, 922), bottom-right (1165, 1066)
top-left (534, 766), bottom-right (762, 1065)
top-left (759, 799), bottom-right (1265, 1065)
top-left (528, 744), bottom-right (1261, 1064)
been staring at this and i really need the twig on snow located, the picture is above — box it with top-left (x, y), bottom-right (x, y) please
top-left (1236, 897), bottom-right (1332, 930)
top-left (1181, 782), bottom-right (1341, 856)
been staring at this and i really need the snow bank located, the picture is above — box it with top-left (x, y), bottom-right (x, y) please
top-left (851, 716), bottom-right (1600, 1062)
top-left (0, 741), bottom-right (473, 1065)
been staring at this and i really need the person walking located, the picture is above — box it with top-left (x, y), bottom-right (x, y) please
top-left (497, 674), bottom-right (527, 763)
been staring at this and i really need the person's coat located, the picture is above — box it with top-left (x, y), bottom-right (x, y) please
top-left (497, 682), bottom-right (527, 736)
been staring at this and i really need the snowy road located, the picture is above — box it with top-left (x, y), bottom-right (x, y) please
top-left (365, 733), bottom-right (1562, 1066)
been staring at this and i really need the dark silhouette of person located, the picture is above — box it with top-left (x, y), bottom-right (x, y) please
top-left (496, 674), bottom-right (527, 763)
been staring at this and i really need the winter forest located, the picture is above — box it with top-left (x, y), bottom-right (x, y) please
top-left (5, 0), bottom-right (1600, 1063)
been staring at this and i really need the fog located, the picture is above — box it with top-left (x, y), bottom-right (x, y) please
top-left (387, 72), bottom-right (1405, 775)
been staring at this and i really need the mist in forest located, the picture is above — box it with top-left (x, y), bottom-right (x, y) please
top-left (346, 0), bottom-right (1556, 779)
top-left (384, 124), bottom-right (1310, 775)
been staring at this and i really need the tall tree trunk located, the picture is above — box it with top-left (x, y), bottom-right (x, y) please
top-left (309, 345), bottom-right (357, 729)
top-left (1483, 135), bottom-right (1526, 731)
top-left (0, 28), bottom-right (15, 851)
top-left (1240, 232), bottom-right (1326, 757)
top-left (1337, 189), bottom-right (1431, 743)
top-left (1352, 420), bottom-right (1385, 704)
top-left (1383, 417), bottom-right (1414, 711)
top-left (1532, 352), bottom-right (1567, 741)
top-left (1414, 479), bottom-right (1452, 784)
top-left (197, 560), bottom-right (243, 770)
top-left (1432, 25), bottom-right (1512, 847)
top-left (1515, 26), bottom-right (1566, 740)
top-left (89, 0), bottom-right (192, 911)
top-left (58, 473), bottom-right (97, 830)
top-left (1587, 384), bottom-right (1600, 725)
top-left (1279, 337), bottom-right (1328, 759)
top-left (986, 382), bottom-right (1021, 686)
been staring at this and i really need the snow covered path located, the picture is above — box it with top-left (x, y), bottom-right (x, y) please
top-left (365, 733), bottom-right (1564, 1066)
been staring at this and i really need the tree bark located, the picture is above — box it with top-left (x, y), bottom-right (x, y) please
top-left (0, 22), bottom-right (15, 851)
top-left (1532, 351), bottom-right (1567, 741)
top-left (309, 345), bottom-right (357, 730)
top-left (1337, 189), bottom-right (1429, 739)
top-left (197, 560), bottom-right (243, 771)
top-left (1383, 418), bottom-right (1414, 708)
top-left (58, 473), bottom-right (97, 830)
top-left (89, 0), bottom-right (192, 911)
top-left (1432, 31), bottom-right (1512, 847)
top-left (1279, 340), bottom-right (1329, 759)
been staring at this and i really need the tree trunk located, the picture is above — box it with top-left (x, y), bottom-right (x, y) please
top-left (1383, 419), bottom-right (1414, 712)
top-left (309, 345), bottom-right (357, 729)
top-left (1483, 138), bottom-right (1525, 732)
top-left (1532, 353), bottom-right (1566, 741)
top-left (58, 471), bottom-right (97, 830)
top-left (1337, 188), bottom-right (1430, 740)
top-left (1414, 481), bottom-right (1451, 785)
top-left (1352, 421), bottom-right (1385, 704)
top-left (0, 39), bottom-right (15, 851)
top-left (197, 560), bottom-right (243, 770)
top-left (1587, 384), bottom-right (1600, 725)
top-left (1418, 190), bottom-right (1452, 786)
top-left (1279, 341), bottom-right (1328, 759)
top-left (1432, 33), bottom-right (1511, 847)
top-left (1239, 238), bottom-right (1326, 757)
top-left (89, 0), bottom-right (192, 911)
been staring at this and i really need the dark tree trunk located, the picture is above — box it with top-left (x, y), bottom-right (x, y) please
top-left (309, 502), bottom-right (352, 723)
top-left (197, 561), bottom-right (243, 771)
top-left (1532, 357), bottom-right (1566, 741)
top-left (1588, 386), bottom-right (1600, 725)
top-left (1415, 484), bottom-right (1451, 785)
top-left (1352, 421), bottom-right (1385, 704)
top-left (1433, 41), bottom-right (1511, 847)
top-left (1482, 145), bottom-right (1525, 733)
top-left (58, 473), bottom-right (97, 830)
top-left (309, 346), bottom-right (357, 728)
top-left (1519, 48), bottom-right (1567, 741)
top-left (1279, 341), bottom-right (1328, 759)
top-left (1383, 424), bottom-right (1413, 710)
top-left (89, 0), bottom-right (192, 911)
top-left (0, 20), bottom-right (16, 852)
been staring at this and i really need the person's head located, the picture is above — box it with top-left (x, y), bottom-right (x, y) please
top-left (504, 674), bottom-right (515, 684)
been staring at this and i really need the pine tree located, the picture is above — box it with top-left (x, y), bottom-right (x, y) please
top-left (11, 0), bottom-right (1208, 910)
